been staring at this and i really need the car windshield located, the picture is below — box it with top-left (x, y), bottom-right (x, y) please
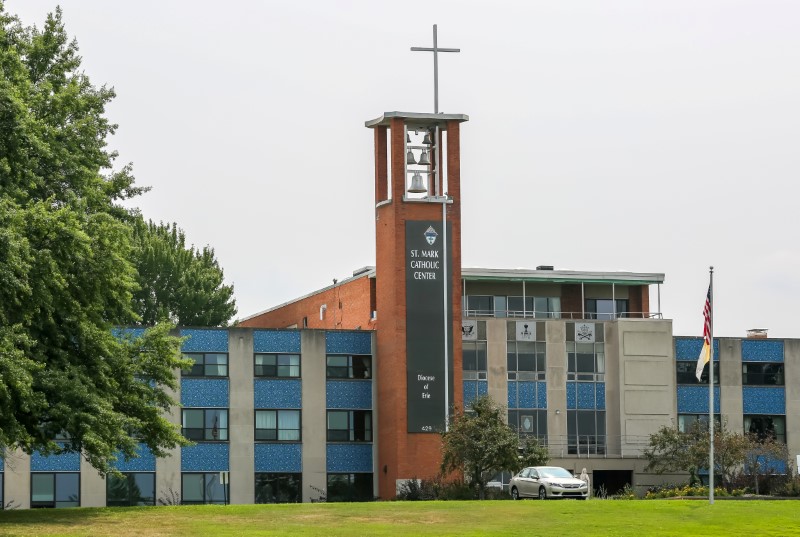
top-left (538, 467), bottom-right (573, 479)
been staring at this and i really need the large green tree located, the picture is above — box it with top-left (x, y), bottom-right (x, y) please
top-left (441, 396), bottom-right (547, 499)
top-left (0, 5), bottom-right (188, 472)
top-left (131, 218), bottom-right (236, 326)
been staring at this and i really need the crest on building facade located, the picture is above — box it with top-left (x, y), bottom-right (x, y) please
top-left (575, 322), bottom-right (595, 342)
top-left (516, 321), bottom-right (535, 341)
top-left (424, 226), bottom-right (438, 245)
top-left (462, 320), bottom-right (477, 341)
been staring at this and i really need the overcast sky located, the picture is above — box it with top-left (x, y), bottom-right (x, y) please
top-left (8, 1), bottom-right (800, 338)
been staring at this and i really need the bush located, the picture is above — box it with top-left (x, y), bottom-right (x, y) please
top-left (644, 483), bottom-right (744, 499)
top-left (612, 483), bottom-right (637, 500)
top-left (774, 475), bottom-right (800, 497)
top-left (396, 476), bottom-right (510, 501)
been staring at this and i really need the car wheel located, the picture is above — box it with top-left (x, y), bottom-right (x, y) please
top-left (511, 487), bottom-right (520, 500)
top-left (538, 487), bottom-right (547, 500)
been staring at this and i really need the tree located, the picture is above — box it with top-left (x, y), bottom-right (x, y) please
top-left (130, 218), bottom-right (236, 326)
top-left (744, 434), bottom-right (789, 495)
top-left (518, 436), bottom-right (550, 472)
top-left (440, 396), bottom-right (523, 499)
top-left (644, 420), bottom-right (750, 490)
top-left (0, 5), bottom-right (189, 473)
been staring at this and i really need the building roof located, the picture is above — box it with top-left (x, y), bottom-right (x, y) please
top-left (365, 111), bottom-right (469, 129)
top-left (462, 267), bottom-right (665, 286)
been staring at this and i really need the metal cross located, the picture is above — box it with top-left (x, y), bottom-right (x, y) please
top-left (411, 24), bottom-right (460, 113)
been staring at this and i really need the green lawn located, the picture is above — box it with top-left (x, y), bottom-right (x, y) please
top-left (1, 500), bottom-right (798, 537)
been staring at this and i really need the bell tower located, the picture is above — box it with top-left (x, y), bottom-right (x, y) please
top-left (365, 111), bottom-right (468, 498)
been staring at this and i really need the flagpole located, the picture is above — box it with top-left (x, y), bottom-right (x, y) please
top-left (708, 266), bottom-right (715, 505)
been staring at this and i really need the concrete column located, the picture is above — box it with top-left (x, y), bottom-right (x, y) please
top-left (229, 328), bottom-right (255, 504)
top-left (546, 321), bottom-right (567, 456)
top-left (4, 450), bottom-right (31, 509)
top-left (604, 322), bottom-right (622, 457)
top-left (156, 376), bottom-right (181, 504)
top-left (784, 340), bottom-right (800, 470)
top-left (486, 319), bottom-right (507, 408)
top-left (80, 458), bottom-right (105, 507)
top-left (719, 338), bottom-right (743, 432)
top-left (301, 331), bottom-right (327, 502)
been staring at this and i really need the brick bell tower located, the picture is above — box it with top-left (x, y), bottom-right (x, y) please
top-left (365, 110), bottom-right (468, 498)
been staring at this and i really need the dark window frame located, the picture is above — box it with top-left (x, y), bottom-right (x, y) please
top-left (254, 353), bottom-right (301, 378)
top-left (255, 409), bottom-right (302, 442)
top-left (182, 353), bottom-right (229, 378)
top-left (326, 473), bottom-right (373, 502)
top-left (742, 362), bottom-right (784, 386)
top-left (326, 409), bottom-right (373, 442)
top-left (744, 414), bottom-right (786, 444)
top-left (181, 408), bottom-right (229, 442)
top-left (181, 472), bottom-right (229, 505)
top-left (106, 472), bottom-right (156, 507)
top-left (326, 355), bottom-right (372, 379)
top-left (676, 360), bottom-right (720, 385)
top-left (255, 473), bottom-right (302, 504)
top-left (30, 472), bottom-right (80, 509)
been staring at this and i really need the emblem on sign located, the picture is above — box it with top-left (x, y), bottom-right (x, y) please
top-left (462, 320), bottom-right (477, 341)
top-left (575, 323), bottom-right (595, 342)
top-left (424, 226), bottom-right (438, 245)
top-left (516, 321), bottom-right (535, 341)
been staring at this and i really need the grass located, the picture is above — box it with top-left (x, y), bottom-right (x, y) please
top-left (1, 500), bottom-right (799, 537)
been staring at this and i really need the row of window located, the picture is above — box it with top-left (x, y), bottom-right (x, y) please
top-left (183, 353), bottom-right (372, 379)
top-left (678, 414), bottom-right (787, 443)
top-left (181, 409), bottom-right (373, 443)
top-left (24, 472), bottom-right (373, 508)
top-left (465, 295), bottom-right (632, 320)
top-left (678, 361), bottom-right (786, 386)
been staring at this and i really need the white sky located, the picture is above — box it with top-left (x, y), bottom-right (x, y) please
top-left (8, 1), bottom-right (800, 338)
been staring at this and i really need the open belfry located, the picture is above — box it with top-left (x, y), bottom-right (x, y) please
top-left (366, 110), bottom-right (468, 497)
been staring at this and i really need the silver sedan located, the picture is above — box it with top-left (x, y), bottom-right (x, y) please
top-left (509, 466), bottom-right (588, 500)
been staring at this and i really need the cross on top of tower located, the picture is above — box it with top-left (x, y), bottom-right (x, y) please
top-left (411, 24), bottom-right (460, 114)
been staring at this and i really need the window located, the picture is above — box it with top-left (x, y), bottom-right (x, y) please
top-left (567, 342), bottom-right (605, 382)
top-left (31, 473), bottom-right (79, 508)
top-left (465, 295), bottom-right (493, 316)
top-left (255, 410), bottom-right (301, 441)
top-left (507, 296), bottom-right (561, 318)
top-left (326, 355), bottom-right (372, 379)
top-left (676, 361), bottom-right (719, 385)
top-left (678, 414), bottom-right (721, 433)
top-left (742, 362), bottom-right (784, 386)
top-left (255, 473), bottom-right (302, 503)
top-left (254, 354), bottom-right (300, 378)
top-left (567, 410), bottom-right (606, 455)
top-left (508, 410), bottom-right (547, 440)
top-left (182, 473), bottom-right (228, 505)
top-left (182, 409), bottom-right (228, 441)
top-left (327, 473), bottom-right (373, 502)
top-left (182, 353), bottom-right (228, 377)
top-left (507, 341), bottom-right (546, 381)
top-left (0, 473), bottom-right (3, 509)
top-left (462, 341), bottom-right (487, 380)
top-left (745, 415), bottom-right (786, 443)
top-left (327, 410), bottom-right (372, 442)
top-left (585, 299), bottom-right (628, 320)
top-left (106, 472), bottom-right (155, 507)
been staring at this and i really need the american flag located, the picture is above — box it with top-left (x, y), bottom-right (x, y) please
top-left (695, 284), bottom-right (712, 381)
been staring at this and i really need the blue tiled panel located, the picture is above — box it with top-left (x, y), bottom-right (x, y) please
top-left (255, 443), bottom-right (302, 472)
top-left (31, 450), bottom-right (80, 472)
top-left (577, 383), bottom-right (596, 409)
top-left (596, 383), bottom-right (606, 410)
top-left (566, 382), bottom-right (576, 409)
top-left (113, 444), bottom-right (156, 472)
top-left (326, 331), bottom-right (372, 355)
top-left (675, 338), bottom-right (719, 361)
top-left (181, 443), bottom-right (229, 471)
top-left (743, 387), bottom-right (785, 414)
top-left (507, 382), bottom-right (517, 409)
top-left (112, 327), bottom-right (146, 340)
top-left (327, 380), bottom-right (372, 409)
top-left (254, 330), bottom-right (301, 353)
top-left (677, 386), bottom-right (721, 413)
top-left (741, 340), bottom-right (784, 362)
top-left (181, 379), bottom-right (229, 407)
top-left (537, 382), bottom-right (547, 409)
top-left (465, 381), bottom-right (488, 409)
top-left (518, 382), bottom-right (536, 408)
top-left (747, 455), bottom-right (787, 475)
top-left (180, 329), bottom-right (228, 352)
top-left (326, 444), bottom-right (373, 473)
top-left (254, 379), bottom-right (302, 409)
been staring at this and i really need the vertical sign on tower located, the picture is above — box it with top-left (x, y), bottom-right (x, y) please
top-left (406, 220), bottom-right (453, 432)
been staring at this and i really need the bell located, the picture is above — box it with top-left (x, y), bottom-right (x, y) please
top-left (406, 132), bottom-right (411, 143)
top-left (406, 149), bottom-right (417, 165)
top-left (408, 172), bottom-right (427, 193)
top-left (422, 132), bottom-right (433, 145)
top-left (418, 149), bottom-right (431, 166)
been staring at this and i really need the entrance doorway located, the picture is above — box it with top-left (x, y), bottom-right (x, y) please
top-left (592, 470), bottom-right (633, 497)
